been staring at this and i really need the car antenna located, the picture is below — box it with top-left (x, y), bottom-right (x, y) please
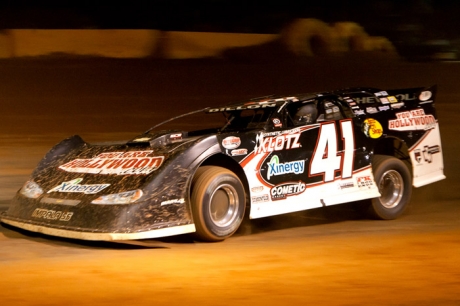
top-left (143, 107), bottom-right (211, 134)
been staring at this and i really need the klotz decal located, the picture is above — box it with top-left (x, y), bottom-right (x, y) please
top-left (222, 136), bottom-right (241, 149)
top-left (59, 151), bottom-right (164, 175)
top-left (48, 178), bottom-right (110, 194)
top-left (254, 131), bottom-right (301, 154)
top-left (388, 109), bottom-right (436, 131)
top-left (270, 181), bottom-right (306, 200)
top-left (266, 155), bottom-right (305, 180)
top-left (362, 118), bottom-right (383, 139)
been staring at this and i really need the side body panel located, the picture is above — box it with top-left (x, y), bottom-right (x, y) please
top-left (218, 120), bottom-right (380, 219)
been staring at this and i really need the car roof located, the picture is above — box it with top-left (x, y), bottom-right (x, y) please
top-left (204, 88), bottom-right (386, 114)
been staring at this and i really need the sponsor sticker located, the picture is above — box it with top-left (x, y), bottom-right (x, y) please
top-left (251, 186), bottom-right (264, 193)
top-left (48, 178), bottom-right (110, 194)
top-left (354, 110), bottom-right (365, 116)
top-left (378, 105), bottom-right (390, 111)
top-left (419, 91), bottom-right (432, 101)
top-left (272, 118), bottom-right (282, 128)
top-left (414, 145), bottom-right (440, 164)
top-left (388, 109), bottom-right (436, 131)
top-left (59, 151), bottom-right (164, 175)
top-left (355, 96), bottom-right (378, 104)
top-left (356, 175), bottom-right (374, 188)
top-left (254, 130), bottom-right (301, 154)
top-left (363, 118), bottom-right (383, 139)
top-left (251, 194), bottom-right (269, 203)
top-left (231, 148), bottom-right (248, 156)
top-left (379, 97), bottom-right (389, 104)
top-left (388, 96), bottom-right (398, 103)
top-left (222, 136), bottom-right (241, 149)
top-left (270, 181), bottom-right (306, 200)
top-left (375, 91), bottom-right (388, 97)
top-left (31, 208), bottom-right (73, 221)
top-left (207, 103), bottom-right (277, 112)
top-left (266, 155), bottom-right (305, 180)
top-left (170, 133), bottom-right (182, 140)
top-left (132, 137), bottom-right (151, 142)
top-left (337, 182), bottom-right (354, 190)
top-left (161, 198), bottom-right (185, 205)
top-left (366, 107), bottom-right (378, 114)
top-left (391, 102), bottom-right (405, 109)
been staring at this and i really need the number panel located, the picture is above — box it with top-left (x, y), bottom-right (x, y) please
top-left (310, 120), bottom-right (354, 182)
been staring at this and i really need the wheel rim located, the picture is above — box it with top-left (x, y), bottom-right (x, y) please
top-left (378, 170), bottom-right (404, 209)
top-left (209, 183), bottom-right (239, 227)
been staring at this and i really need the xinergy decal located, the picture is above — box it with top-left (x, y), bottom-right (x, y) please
top-left (48, 178), bottom-right (110, 194)
top-left (266, 155), bottom-right (305, 180)
top-left (59, 151), bottom-right (164, 175)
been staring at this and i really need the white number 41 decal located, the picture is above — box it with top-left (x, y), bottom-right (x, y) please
top-left (310, 120), bottom-right (354, 182)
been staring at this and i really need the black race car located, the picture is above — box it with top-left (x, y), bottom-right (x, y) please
top-left (0, 86), bottom-right (445, 242)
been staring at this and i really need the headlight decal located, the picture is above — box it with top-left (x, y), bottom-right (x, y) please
top-left (91, 189), bottom-right (143, 205)
top-left (20, 180), bottom-right (44, 199)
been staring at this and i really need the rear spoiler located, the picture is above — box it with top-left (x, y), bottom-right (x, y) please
top-left (385, 85), bottom-right (437, 104)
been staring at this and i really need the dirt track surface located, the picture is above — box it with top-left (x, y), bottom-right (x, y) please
top-left (0, 55), bottom-right (459, 305)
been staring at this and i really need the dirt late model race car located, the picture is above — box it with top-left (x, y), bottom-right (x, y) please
top-left (1, 85), bottom-right (445, 242)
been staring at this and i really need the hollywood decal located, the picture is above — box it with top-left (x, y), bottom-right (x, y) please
top-left (388, 109), bottom-right (436, 131)
top-left (59, 151), bottom-right (164, 175)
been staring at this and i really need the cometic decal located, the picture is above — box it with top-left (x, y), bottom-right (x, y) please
top-left (59, 151), bottom-right (164, 175)
top-left (270, 181), bottom-right (306, 200)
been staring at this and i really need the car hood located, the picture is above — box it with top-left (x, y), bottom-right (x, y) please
top-left (31, 130), bottom-right (204, 201)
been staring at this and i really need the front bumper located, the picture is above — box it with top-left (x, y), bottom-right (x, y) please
top-left (1, 216), bottom-right (195, 240)
top-left (1, 194), bottom-right (195, 241)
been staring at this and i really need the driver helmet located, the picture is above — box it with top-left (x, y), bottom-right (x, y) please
top-left (293, 103), bottom-right (317, 125)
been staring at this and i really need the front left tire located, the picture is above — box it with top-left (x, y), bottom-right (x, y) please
top-left (191, 166), bottom-right (246, 242)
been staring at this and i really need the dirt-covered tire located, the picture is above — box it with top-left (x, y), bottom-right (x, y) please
top-left (370, 155), bottom-right (412, 220)
top-left (191, 166), bottom-right (246, 242)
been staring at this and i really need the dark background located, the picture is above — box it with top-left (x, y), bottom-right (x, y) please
top-left (0, 1), bottom-right (459, 40)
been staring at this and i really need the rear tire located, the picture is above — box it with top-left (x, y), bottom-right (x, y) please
top-left (370, 155), bottom-right (412, 219)
top-left (191, 166), bottom-right (245, 242)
